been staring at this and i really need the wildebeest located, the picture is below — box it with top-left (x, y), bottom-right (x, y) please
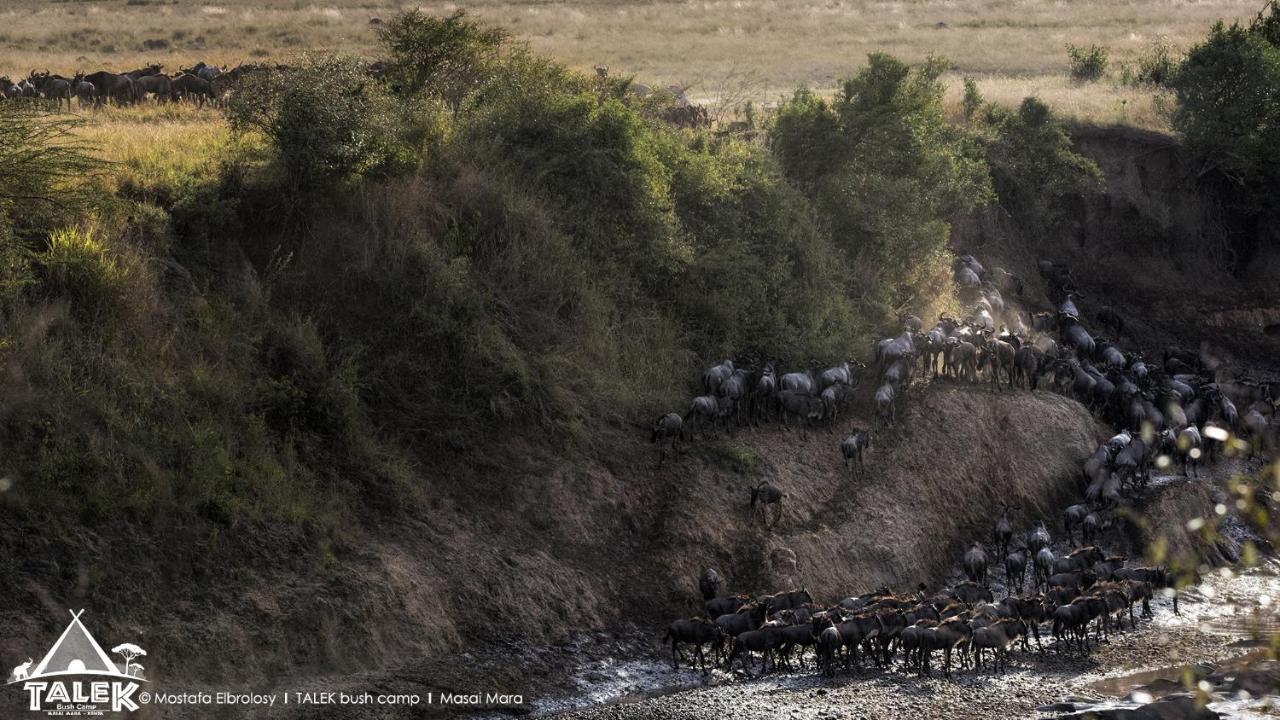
top-left (29, 71), bottom-right (72, 110)
top-left (972, 618), bottom-right (1025, 673)
top-left (715, 602), bottom-right (767, 641)
top-left (819, 360), bottom-right (863, 390)
top-left (651, 413), bottom-right (683, 464)
top-left (171, 72), bottom-right (214, 106)
top-left (71, 73), bottom-right (95, 107)
top-left (663, 618), bottom-right (723, 671)
top-left (703, 359), bottom-right (734, 395)
top-left (1027, 522), bottom-right (1051, 557)
top-left (993, 504), bottom-right (1014, 559)
top-left (778, 389), bottom-right (826, 432)
top-left (728, 624), bottom-right (787, 675)
top-left (83, 70), bottom-right (136, 106)
top-left (684, 395), bottom-right (731, 437)
top-left (1034, 547), bottom-right (1055, 590)
top-left (705, 594), bottom-right (750, 618)
top-left (1004, 549), bottom-right (1028, 594)
top-left (840, 430), bottom-right (870, 475)
top-left (1063, 503), bottom-right (1090, 547)
top-left (873, 383), bottom-right (897, 428)
top-left (750, 481), bottom-right (784, 528)
top-left (963, 543), bottom-right (988, 585)
top-left (1054, 546), bottom-right (1105, 576)
top-left (699, 568), bottom-right (720, 601)
top-left (1176, 425), bottom-right (1203, 477)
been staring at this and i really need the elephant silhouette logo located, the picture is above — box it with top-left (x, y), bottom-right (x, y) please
top-left (10, 658), bottom-right (32, 682)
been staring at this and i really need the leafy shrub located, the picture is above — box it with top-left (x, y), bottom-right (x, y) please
top-left (226, 55), bottom-right (420, 189)
top-left (376, 10), bottom-right (509, 112)
top-left (36, 227), bottom-right (138, 321)
top-left (1067, 44), bottom-right (1109, 81)
top-left (962, 76), bottom-right (984, 120)
top-left (771, 54), bottom-right (992, 306)
top-left (981, 97), bottom-right (1104, 229)
top-left (1170, 4), bottom-right (1280, 234)
top-left (1133, 38), bottom-right (1180, 85)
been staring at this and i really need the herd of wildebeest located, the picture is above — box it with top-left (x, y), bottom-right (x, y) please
top-left (657, 253), bottom-right (1277, 678)
top-left (0, 61), bottom-right (275, 108)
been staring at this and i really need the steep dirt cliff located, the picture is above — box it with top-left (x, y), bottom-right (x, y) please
top-left (953, 124), bottom-right (1280, 371)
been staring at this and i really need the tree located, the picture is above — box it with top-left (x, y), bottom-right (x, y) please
top-left (771, 53), bottom-right (992, 304)
top-left (981, 97), bottom-right (1103, 230)
top-left (376, 10), bottom-right (510, 113)
top-left (0, 105), bottom-right (99, 303)
top-left (225, 56), bottom-right (418, 189)
top-left (111, 643), bottom-right (146, 676)
top-left (1170, 7), bottom-right (1280, 230)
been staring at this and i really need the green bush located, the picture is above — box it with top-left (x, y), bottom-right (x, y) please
top-left (1133, 38), bottom-right (1180, 85)
top-left (226, 55), bottom-right (420, 189)
top-left (1170, 4), bottom-right (1280, 239)
top-left (962, 76), bottom-right (984, 121)
top-left (981, 97), bottom-right (1104, 230)
top-left (771, 54), bottom-right (992, 306)
top-left (376, 10), bottom-right (509, 112)
top-left (1067, 44), bottom-right (1109, 81)
top-left (36, 227), bottom-right (137, 322)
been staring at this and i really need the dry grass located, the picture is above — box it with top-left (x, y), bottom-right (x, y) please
top-left (0, 0), bottom-right (1254, 129)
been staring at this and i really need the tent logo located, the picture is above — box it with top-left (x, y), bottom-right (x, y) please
top-left (8, 610), bottom-right (146, 715)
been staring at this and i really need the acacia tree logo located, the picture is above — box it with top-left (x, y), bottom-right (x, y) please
top-left (112, 644), bottom-right (146, 678)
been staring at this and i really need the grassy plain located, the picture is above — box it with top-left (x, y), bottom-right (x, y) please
top-left (0, 0), bottom-right (1259, 129)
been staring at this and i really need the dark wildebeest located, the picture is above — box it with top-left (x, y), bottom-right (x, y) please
top-left (952, 581), bottom-right (993, 605)
top-left (780, 369), bottom-right (817, 396)
top-left (750, 482), bottom-right (784, 528)
top-left (651, 413), bottom-right (683, 465)
top-left (841, 430), bottom-right (870, 475)
top-left (728, 624), bottom-right (787, 675)
top-left (1063, 503), bottom-right (1090, 547)
top-left (1027, 522), bottom-right (1051, 557)
top-left (705, 594), bottom-right (750, 618)
top-left (71, 73), bottom-right (95, 107)
top-left (919, 618), bottom-right (972, 678)
top-left (703, 359), bottom-right (734, 395)
top-left (663, 618), bottom-right (723, 671)
top-left (1012, 345), bottom-right (1043, 390)
top-left (821, 383), bottom-right (856, 427)
top-left (873, 383), bottom-right (896, 428)
top-left (684, 395), bottom-right (729, 437)
top-left (1054, 546), bottom-right (1105, 575)
top-left (778, 389), bottom-right (826, 433)
top-left (83, 70), bottom-right (136, 105)
top-left (815, 622), bottom-right (842, 676)
top-left (715, 602), bottom-right (767, 645)
top-left (699, 568), bottom-right (720, 601)
top-left (1005, 549), bottom-right (1028, 594)
top-left (1177, 425), bottom-right (1203, 477)
top-left (752, 363), bottom-right (777, 424)
top-left (820, 360), bottom-right (863, 390)
top-left (963, 543), bottom-right (988, 585)
top-left (171, 72), bottom-right (214, 106)
top-left (127, 65), bottom-right (174, 102)
top-left (1034, 548), bottom-right (1055, 590)
top-left (29, 72), bottom-right (72, 111)
top-left (1082, 511), bottom-right (1103, 546)
top-left (972, 618), bottom-right (1026, 673)
top-left (993, 505), bottom-right (1014, 560)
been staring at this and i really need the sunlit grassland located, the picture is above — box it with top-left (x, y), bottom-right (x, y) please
top-left (0, 0), bottom-right (1253, 132)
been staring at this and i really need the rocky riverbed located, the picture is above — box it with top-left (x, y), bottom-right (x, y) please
top-left (542, 561), bottom-right (1280, 720)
